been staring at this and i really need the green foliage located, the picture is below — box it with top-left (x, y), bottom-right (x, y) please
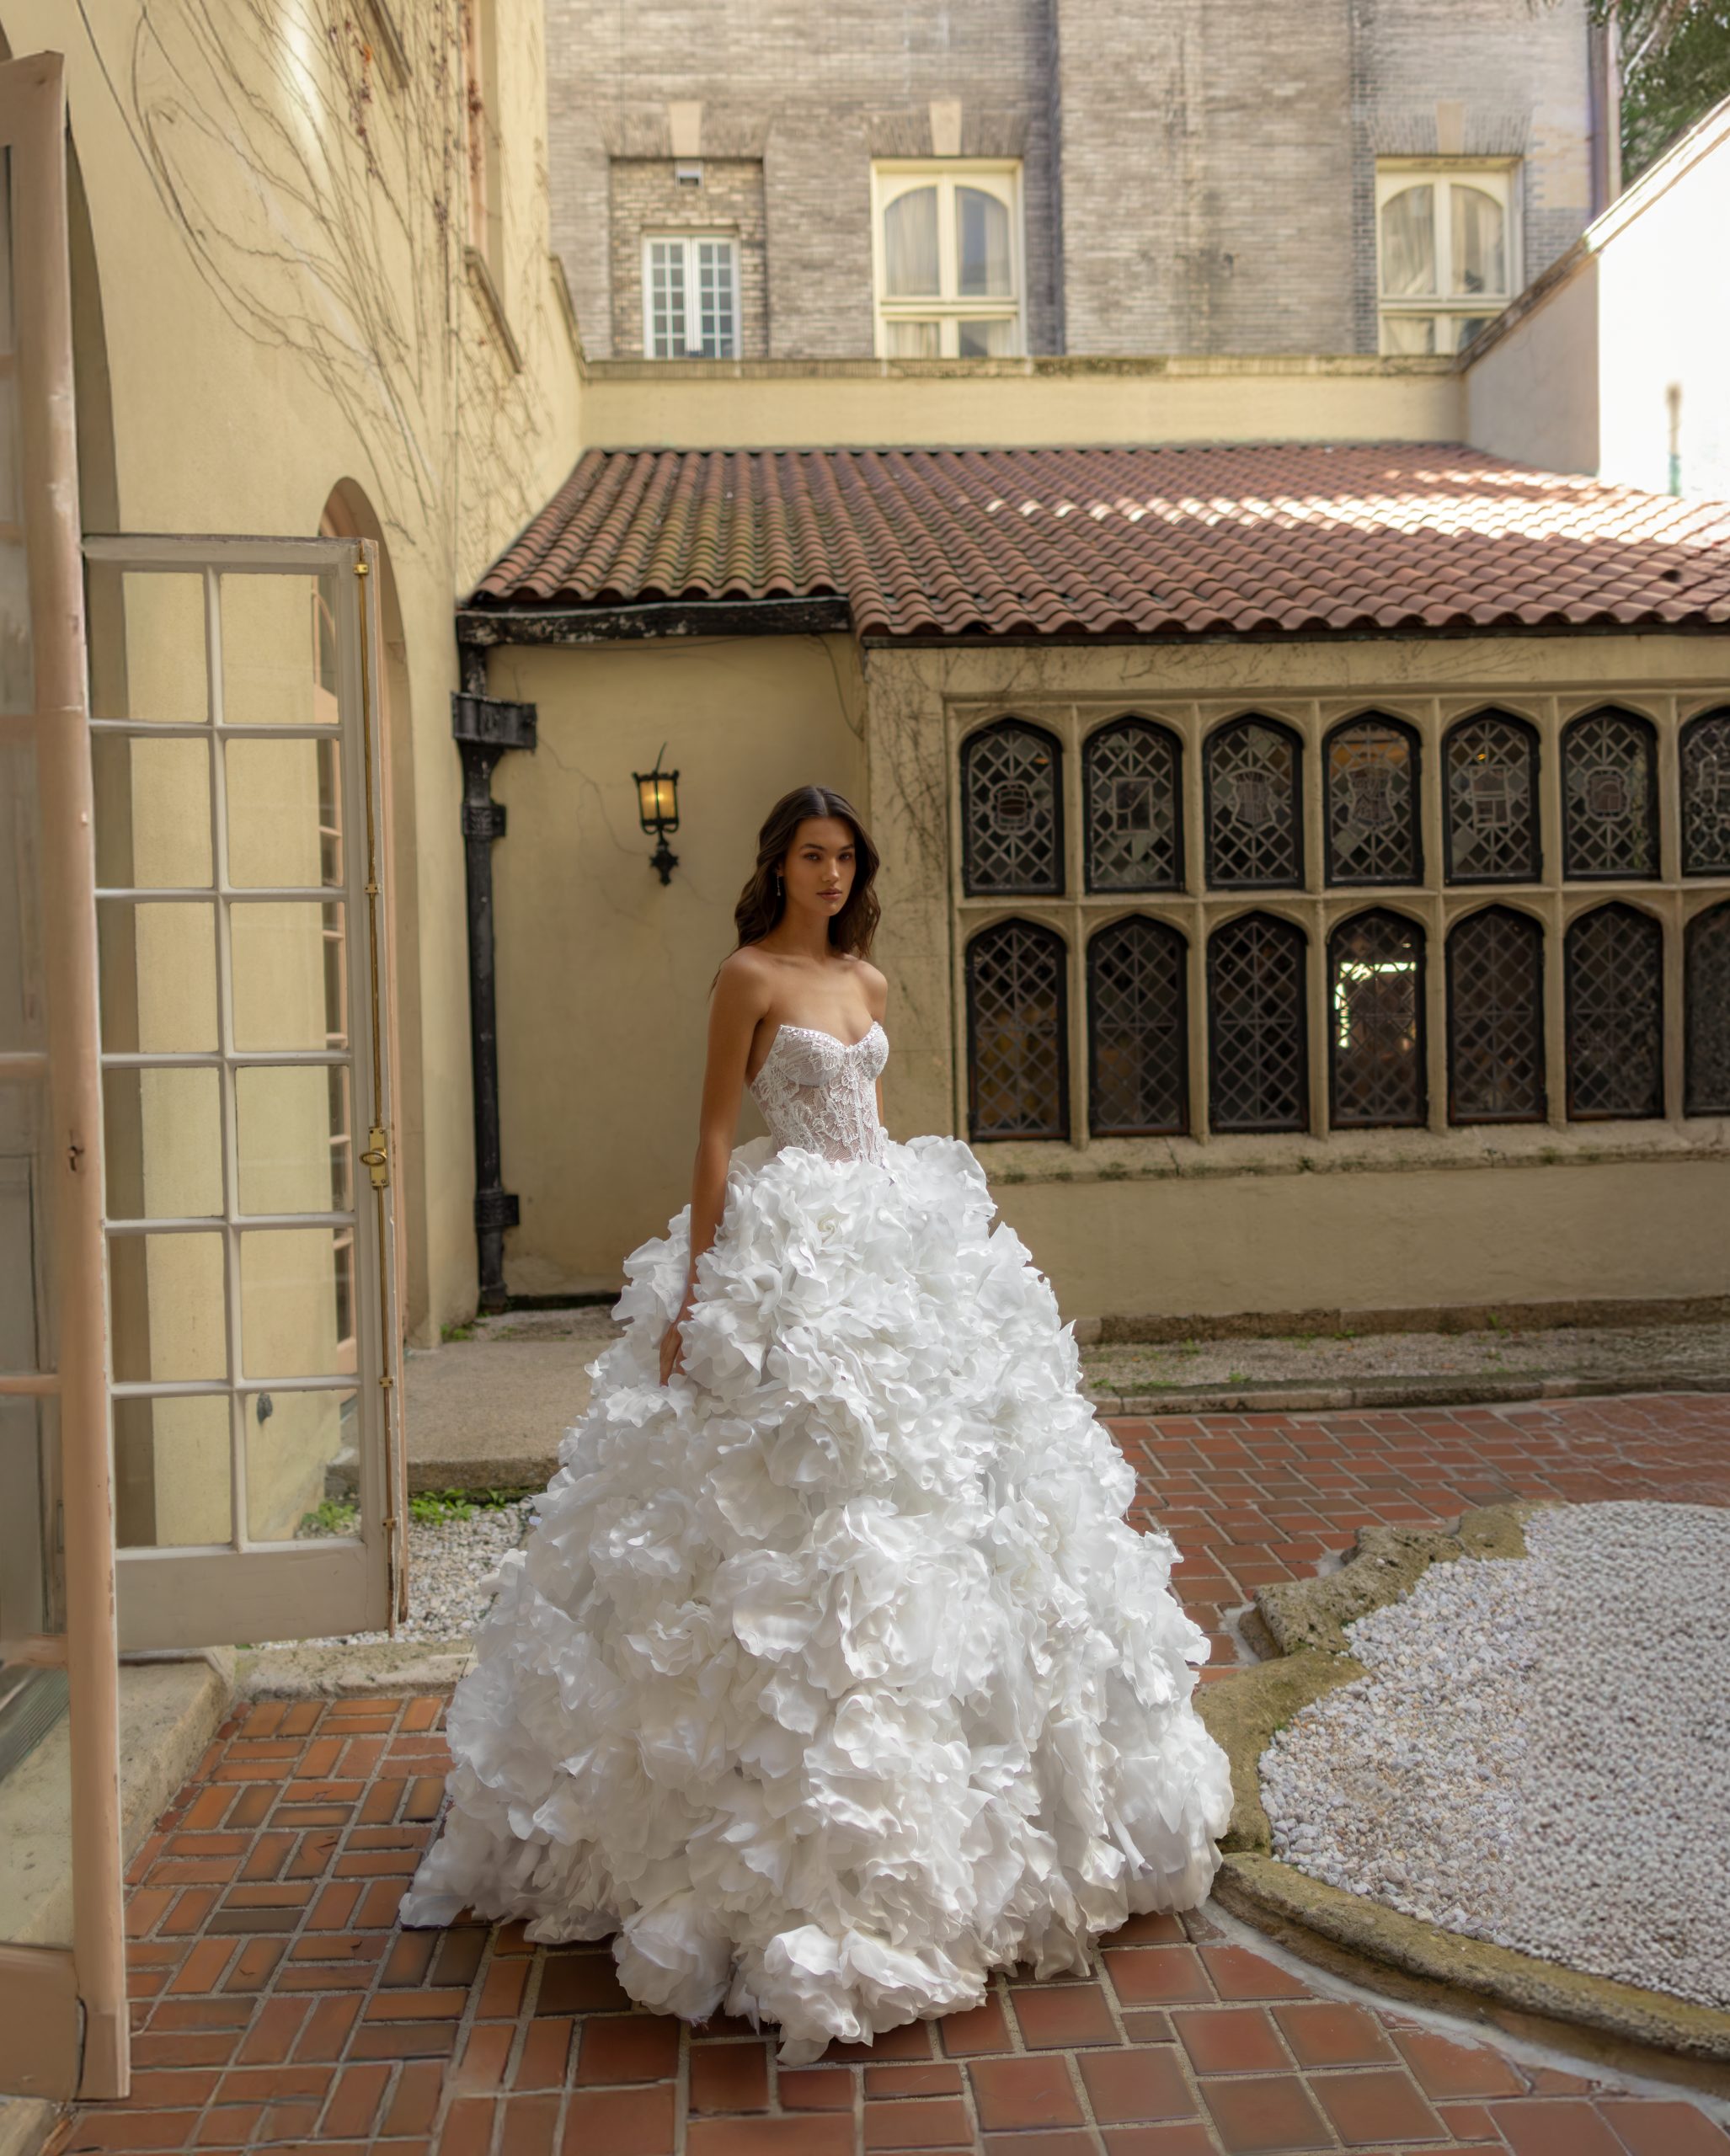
top-left (298, 1497), bottom-right (358, 1538)
top-left (441, 1320), bottom-right (477, 1343)
top-left (1596, 1), bottom-right (1730, 178)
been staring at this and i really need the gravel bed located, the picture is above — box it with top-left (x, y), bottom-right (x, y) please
top-left (1260, 1501), bottom-right (1730, 2009)
top-left (291, 1499), bottom-right (532, 1646)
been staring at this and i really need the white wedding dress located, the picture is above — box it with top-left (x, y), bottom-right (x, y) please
top-left (401, 1022), bottom-right (1231, 2060)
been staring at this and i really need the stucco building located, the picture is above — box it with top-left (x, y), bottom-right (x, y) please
top-left (547, 0), bottom-right (1619, 361)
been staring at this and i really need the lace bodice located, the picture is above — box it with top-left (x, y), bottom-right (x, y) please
top-left (748, 1022), bottom-right (889, 1166)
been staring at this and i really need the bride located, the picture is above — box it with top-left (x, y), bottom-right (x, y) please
top-left (401, 784), bottom-right (1232, 2061)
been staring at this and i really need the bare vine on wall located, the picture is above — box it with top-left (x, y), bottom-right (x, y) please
top-left (77, 0), bottom-right (571, 573)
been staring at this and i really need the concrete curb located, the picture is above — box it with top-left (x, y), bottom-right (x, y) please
top-left (1088, 1369), bottom-right (1730, 1417)
top-left (1193, 1505), bottom-right (1730, 2094)
top-left (237, 1640), bottom-right (474, 1700)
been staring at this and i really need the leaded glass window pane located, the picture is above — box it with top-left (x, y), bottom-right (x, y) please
top-left (1327, 717), bottom-right (1421, 885)
top-left (1085, 720), bottom-right (1182, 892)
top-left (1208, 913), bottom-right (1307, 1132)
top-left (1330, 910), bottom-right (1426, 1127)
top-left (1562, 708), bottom-right (1658, 879)
top-left (1566, 904), bottom-right (1663, 1119)
top-left (1685, 904), bottom-right (1730, 1114)
top-left (1681, 710), bottom-right (1730, 876)
top-left (1087, 918), bottom-right (1188, 1136)
top-left (1205, 718), bottom-right (1302, 889)
top-left (1448, 906), bottom-right (1546, 1122)
top-left (1444, 712), bottom-right (1540, 883)
top-left (967, 918), bottom-right (1068, 1139)
top-left (963, 720), bottom-right (1063, 895)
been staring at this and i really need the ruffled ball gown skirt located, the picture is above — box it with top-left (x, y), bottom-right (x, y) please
top-left (401, 1022), bottom-right (1232, 2061)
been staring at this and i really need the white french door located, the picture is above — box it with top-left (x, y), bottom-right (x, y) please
top-left (85, 535), bottom-right (404, 1651)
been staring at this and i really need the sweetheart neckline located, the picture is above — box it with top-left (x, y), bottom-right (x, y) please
top-left (750, 1019), bottom-right (885, 1088)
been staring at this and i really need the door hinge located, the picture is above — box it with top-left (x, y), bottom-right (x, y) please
top-left (360, 1124), bottom-right (390, 1191)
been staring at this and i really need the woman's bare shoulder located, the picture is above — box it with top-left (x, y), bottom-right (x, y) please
top-left (713, 944), bottom-right (777, 1008)
top-left (845, 954), bottom-right (889, 1016)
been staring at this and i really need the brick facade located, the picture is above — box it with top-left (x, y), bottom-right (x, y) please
top-left (545, 0), bottom-right (1600, 360)
top-left (608, 160), bottom-right (769, 359)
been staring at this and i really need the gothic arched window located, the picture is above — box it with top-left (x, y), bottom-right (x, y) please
top-left (1084, 719), bottom-right (1183, 892)
top-left (1562, 707), bottom-right (1659, 880)
top-left (1681, 708), bottom-right (1730, 877)
top-left (1204, 718), bottom-right (1304, 889)
top-left (1329, 910), bottom-right (1426, 1127)
top-left (965, 919), bottom-right (1069, 1139)
top-left (1565, 904), bottom-right (1664, 1119)
top-left (961, 719), bottom-right (1064, 896)
top-left (1207, 913), bottom-right (1308, 1132)
top-left (1087, 917), bottom-right (1188, 1136)
top-left (1325, 715), bottom-right (1422, 885)
top-left (1685, 903), bottom-right (1730, 1115)
top-left (1443, 711), bottom-right (1540, 883)
top-left (1447, 906), bottom-right (1546, 1122)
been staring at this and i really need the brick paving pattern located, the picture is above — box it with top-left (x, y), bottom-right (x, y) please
top-left (67, 1393), bottom-right (1730, 2155)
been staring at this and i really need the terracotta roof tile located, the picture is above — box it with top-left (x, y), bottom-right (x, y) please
top-left (471, 445), bottom-right (1730, 640)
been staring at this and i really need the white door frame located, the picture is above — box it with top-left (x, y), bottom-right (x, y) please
top-left (0, 48), bottom-right (127, 2103)
top-left (83, 534), bottom-right (403, 1651)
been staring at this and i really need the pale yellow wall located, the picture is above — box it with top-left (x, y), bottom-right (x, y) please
top-left (476, 624), bottom-right (1729, 1322)
top-left (6, 0), bottom-right (586, 1352)
top-left (866, 632), bottom-right (1730, 1319)
top-left (483, 634), bottom-right (866, 1290)
top-left (578, 355), bottom-right (1462, 451)
top-left (1460, 255), bottom-right (1600, 474)
top-left (997, 1155), bottom-right (1730, 1324)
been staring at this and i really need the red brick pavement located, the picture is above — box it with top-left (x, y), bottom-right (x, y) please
top-left (63, 1393), bottom-right (1730, 2156)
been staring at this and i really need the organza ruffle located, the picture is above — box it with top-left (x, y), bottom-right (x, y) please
top-left (400, 1134), bottom-right (1231, 2062)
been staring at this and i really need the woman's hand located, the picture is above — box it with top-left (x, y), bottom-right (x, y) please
top-left (659, 1278), bottom-right (697, 1386)
top-left (658, 1315), bottom-right (685, 1386)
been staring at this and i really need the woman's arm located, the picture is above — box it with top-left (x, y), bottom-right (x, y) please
top-left (659, 959), bottom-right (766, 1384)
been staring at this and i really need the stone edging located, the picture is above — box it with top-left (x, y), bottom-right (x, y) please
top-left (1192, 1505), bottom-right (1730, 2093)
top-left (1087, 1369), bottom-right (1730, 1417)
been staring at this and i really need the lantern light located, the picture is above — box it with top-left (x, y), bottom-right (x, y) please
top-left (633, 747), bottom-right (681, 885)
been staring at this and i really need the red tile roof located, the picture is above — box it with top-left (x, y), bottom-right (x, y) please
top-left (472, 445), bottom-right (1730, 640)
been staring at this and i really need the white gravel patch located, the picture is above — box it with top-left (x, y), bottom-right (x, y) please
top-left (292, 1500), bottom-right (531, 1646)
top-left (1260, 1501), bottom-right (1730, 2009)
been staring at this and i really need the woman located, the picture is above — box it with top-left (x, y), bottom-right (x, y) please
top-left (402, 784), bottom-right (1231, 2062)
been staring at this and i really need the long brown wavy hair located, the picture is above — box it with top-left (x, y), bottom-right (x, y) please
top-left (734, 786), bottom-right (881, 956)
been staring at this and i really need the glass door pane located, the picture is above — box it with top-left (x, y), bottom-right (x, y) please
top-left (86, 537), bottom-right (398, 1652)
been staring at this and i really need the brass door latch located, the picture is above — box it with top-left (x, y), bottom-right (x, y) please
top-left (360, 1124), bottom-right (390, 1191)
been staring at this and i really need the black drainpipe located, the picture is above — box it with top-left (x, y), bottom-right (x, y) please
top-left (451, 642), bottom-right (537, 1310)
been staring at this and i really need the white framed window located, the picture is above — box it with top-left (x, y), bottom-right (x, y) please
top-left (871, 162), bottom-right (1024, 359)
top-left (642, 234), bottom-right (739, 359)
top-left (1375, 163), bottom-right (1519, 355)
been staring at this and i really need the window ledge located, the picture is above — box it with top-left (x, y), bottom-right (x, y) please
top-left (974, 1118), bottom-right (1730, 1187)
top-left (465, 246), bottom-right (522, 373)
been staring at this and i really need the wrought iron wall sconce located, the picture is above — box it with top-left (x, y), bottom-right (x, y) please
top-left (634, 748), bottom-right (681, 884)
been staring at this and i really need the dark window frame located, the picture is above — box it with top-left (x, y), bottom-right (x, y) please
top-left (1327, 906), bottom-right (1428, 1129)
top-left (1203, 713), bottom-right (1306, 892)
top-left (1563, 900), bottom-right (1665, 1122)
top-left (1445, 903), bottom-right (1548, 1124)
top-left (1081, 715), bottom-right (1185, 894)
top-left (964, 915), bottom-right (1071, 1142)
top-left (1206, 909), bottom-right (1311, 1134)
top-left (1323, 712), bottom-right (1424, 888)
top-left (1560, 705), bottom-right (1661, 883)
top-left (1086, 913), bottom-right (1190, 1137)
top-left (1679, 707), bottom-right (1730, 878)
top-left (960, 715), bottom-right (1066, 898)
top-left (1441, 709), bottom-right (1543, 886)
top-left (1684, 899), bottom-right (1730, 1116)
